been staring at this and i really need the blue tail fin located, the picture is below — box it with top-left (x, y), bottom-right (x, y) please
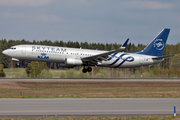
top-left (133, 28), bottom-right (170, 56)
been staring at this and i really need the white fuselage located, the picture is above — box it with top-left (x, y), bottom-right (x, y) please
top-left (3, 45), bottom-right (163, 68)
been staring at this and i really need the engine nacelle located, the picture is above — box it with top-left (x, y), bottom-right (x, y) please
top-left (59, 63), bottom-right (75, 68)
top-left (65, 58), bottom-right (82, 66)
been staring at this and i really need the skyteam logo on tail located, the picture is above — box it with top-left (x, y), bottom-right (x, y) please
top-left (153, 39), bottom-right (164, 50)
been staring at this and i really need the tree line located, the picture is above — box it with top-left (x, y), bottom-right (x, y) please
top-left (0, 39), bottom-right (180, 70)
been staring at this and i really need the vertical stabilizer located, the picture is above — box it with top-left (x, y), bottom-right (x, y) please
top-left (133, 28), bottom-right (170, 56)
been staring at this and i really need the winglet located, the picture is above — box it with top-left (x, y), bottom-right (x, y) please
top-left (122, 38), bottom-right (129, 47)
top-left (116, 38), bottom-right (129, 52)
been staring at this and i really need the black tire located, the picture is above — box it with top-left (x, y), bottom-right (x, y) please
top-left (87, 67), bottom-right (92, 72)
top-left (82, 68), bottom-right (87, 73)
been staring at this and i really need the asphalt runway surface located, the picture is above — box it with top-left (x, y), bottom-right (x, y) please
top-left (0, 98), bottom-right (179, 118)
top-left (0, 78), bottom-right (180, 82)
top-left (0, 79), bottom-right (179, 118)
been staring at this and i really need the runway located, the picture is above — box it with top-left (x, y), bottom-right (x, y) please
top-left (0, 98), bottom-right (179, 118)
top-left (0, 78), bottom-right (180, 82)
top-left (0, 79), bottom-right (179, 118)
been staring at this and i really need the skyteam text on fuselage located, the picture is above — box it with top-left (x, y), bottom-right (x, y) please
top-left (2, 28), bottom-right (173, 73)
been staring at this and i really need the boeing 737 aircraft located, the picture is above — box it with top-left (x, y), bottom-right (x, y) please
top-left (2, 28), bottom-right (172, 73)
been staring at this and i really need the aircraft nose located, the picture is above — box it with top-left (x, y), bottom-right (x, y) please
top-left (2, 49), bottom-right (8, 55)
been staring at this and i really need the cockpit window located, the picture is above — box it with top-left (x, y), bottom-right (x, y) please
top-left (10, 47), bottom-right (16, 50)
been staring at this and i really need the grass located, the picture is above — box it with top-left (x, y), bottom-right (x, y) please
top-left (0, 81), bottom-right (180, 98)
top-left (3, 68), bottom-right (180, 78)
top-left (0, 116), bottom-right (179, 120)
top-left (3, 68), bottom-right (64, 78)
top-left (3, 68), bottom-right (26, 78)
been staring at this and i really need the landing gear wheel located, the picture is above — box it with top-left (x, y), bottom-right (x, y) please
top-left (82, 68), bottom-right (87, 73)
top-left (87, 67), bottom-right (92, 72)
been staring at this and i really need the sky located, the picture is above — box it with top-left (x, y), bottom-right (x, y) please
top-left (0, 0), bottom-right (180, 45)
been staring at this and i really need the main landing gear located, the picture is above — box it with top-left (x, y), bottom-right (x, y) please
top-left (82, 66), bottom-right (92, 73)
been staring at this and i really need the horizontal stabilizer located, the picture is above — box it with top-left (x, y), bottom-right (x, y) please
top-left (152, 55), bottom-right (174, 60)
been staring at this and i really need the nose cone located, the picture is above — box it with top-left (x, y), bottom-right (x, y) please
top-left (2, 49), bottom-right (9, 56)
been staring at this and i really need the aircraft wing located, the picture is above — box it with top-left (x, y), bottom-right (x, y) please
top-left (81, 39), bottom-right (129, 65)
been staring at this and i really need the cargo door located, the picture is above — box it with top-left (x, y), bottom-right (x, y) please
top-left (139, 56), bottom-right (143, 65)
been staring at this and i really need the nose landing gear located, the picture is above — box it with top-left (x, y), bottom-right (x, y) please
top-left (82, 66), bottom-right (92, 73)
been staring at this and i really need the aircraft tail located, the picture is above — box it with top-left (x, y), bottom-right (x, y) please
top-left (133, 28), bottom-right (170, 56)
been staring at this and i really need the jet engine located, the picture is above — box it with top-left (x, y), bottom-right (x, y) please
top-left (65, 58), bottom-right (82, 65)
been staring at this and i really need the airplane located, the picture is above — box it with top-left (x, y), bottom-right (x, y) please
top-left (2, 28), bottom-right (173, 73)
